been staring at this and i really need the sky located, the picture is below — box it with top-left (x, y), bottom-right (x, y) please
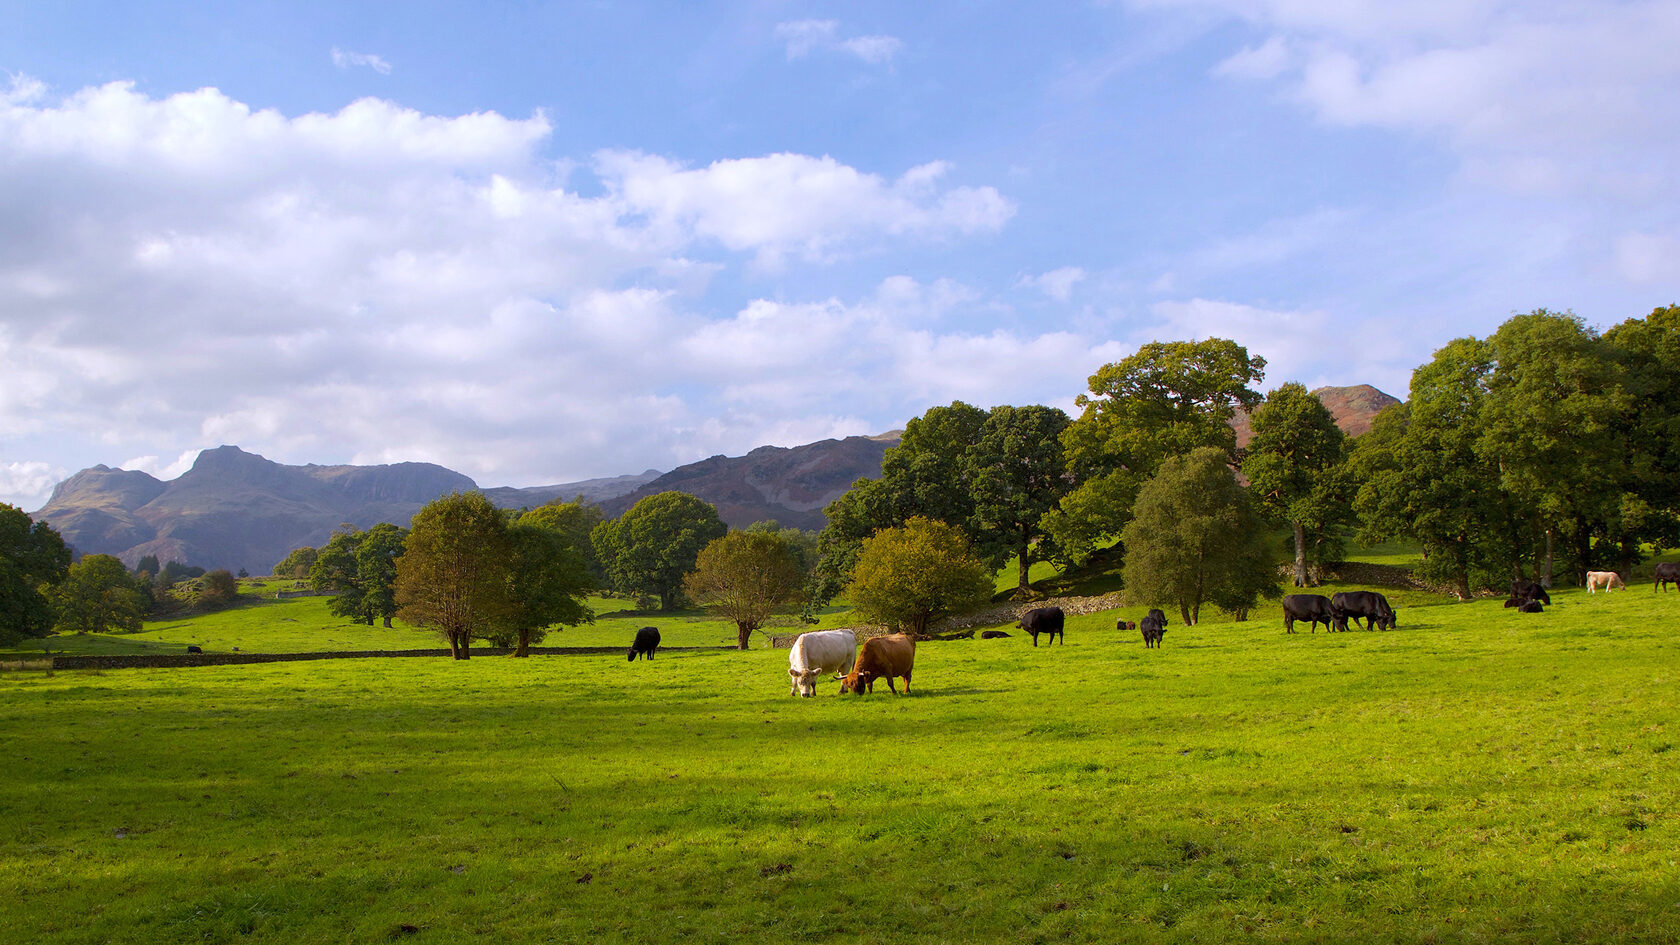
top-left (3, 0), bottom-right (1679, 510)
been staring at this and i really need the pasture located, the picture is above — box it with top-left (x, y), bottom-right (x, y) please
top-left (4, 585), bottom-right (1679, 943)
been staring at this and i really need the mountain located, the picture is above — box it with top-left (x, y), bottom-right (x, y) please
top-left (600, 434), bottom-right (900, 531)
top-left (1231, 384), bottom-right (1400, 446)
top-left (33, 435), bottom-right (895, 571)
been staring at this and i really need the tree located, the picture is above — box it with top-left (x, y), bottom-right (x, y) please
top-left (356, 523), bottom-right (407, 628)
top-left (1349, 340), bottom-right (1517, 598)
top-left (487, 521), bottom-right (594, 657)
top-left (1479, 310), bottom-right (1625, 586)
top-left (1049, 339), bottom-right (1267, 563)
top-left (51, 554), bottom-right (148, 635)
top-left (394, 492), bottom-right (515, 659)
top-left (590, 491), bottom-right (727, 611)
top-left (0, 504), bottom-right (71, 643)
top-left (844, 517), bottom-right (994, 636)
top-left (198, 569), bottom-right (239, 607)
top-left (518, 498), bottom-right (607, 585)
top-left (1600, 305), bottom-right (1680, 572)
top-left (684, 531), bottom-right (805, 649)
top-left (310, 524), bottom-right (407, 626)
top-left (968, 404), bottom-right (1073, 596)
top-left (272, 546), bottom-right (317, 579)
top-left (1241, 382), bottom-right (1351, 586)
top-left (1121, 448), bottom-right (1276, 626)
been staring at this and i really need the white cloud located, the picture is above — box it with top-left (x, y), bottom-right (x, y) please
top-left (1153, 1), bottom-right (1680, 199)
top-left (595, 151), bottom-right (1013, 264)
top-left (0, 79), bottom-right (1040, 507)
top-left (774, 19), bottom-right (904, 64)
top-left (331, 47), bottom-right (393, 75)
top-left (1017, 266), bottom-right (1087, 301)
top-left (0, 461), bottom-right (65, 511)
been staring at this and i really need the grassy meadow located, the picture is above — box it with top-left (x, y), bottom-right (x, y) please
top-left (4, 574), bottom-right (1680, 943)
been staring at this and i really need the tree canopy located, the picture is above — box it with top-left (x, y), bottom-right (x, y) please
top-left (1121, 447), bottom-right (1276, 625)
top-left (844, 516), bottom-right (994, 636)
top-left (394, 492), bottom-right (514, 659)
top-left (488, 519), bottom-right (595, 657)
top-left (684, 530), bottom-right (805, 649)
top-left (591, 491), bottom-right (727, 611)
top-left (50, 554), bottom-right (148, 635)
top-left (1241, 382), bottom-right (1350, 586)
top-left (0, 504), bottom-right (72, 643)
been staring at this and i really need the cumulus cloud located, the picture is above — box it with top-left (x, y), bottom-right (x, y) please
top-left (0, 79), bottom-right (1060, 507)
top-left (774, 19), bottom-right (905, 64)
top-left (1017, 266), bottom-right (1087, 301)
top-left (1160, 0), bottom-right (1680, 199)
top-left (331, 47), bottom-right (393, 75)
top-left (0, 461), bottom-right (65, 510)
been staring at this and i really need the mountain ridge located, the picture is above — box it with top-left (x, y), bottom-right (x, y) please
top-left (33, 385), bottom-right (1399, 572)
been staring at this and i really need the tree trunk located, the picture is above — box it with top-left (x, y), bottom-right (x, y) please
top-left (1292, 521), bottom-right (1309, 586)
top-left (515, 628), bottom-right (531, 658)
top-left (660, 588), bottom-right (676, 612)
top-left (1017, 526), bottom-right (1031, 596)
top-left (445, 634), bottom-right (460, 659)
top-left (736, 622), bottom-right (754, 650)
top-left (1542, 529), bottom-right (1555, 587)
top-left (1619, 535), bottom-right (1637, 578)
top-left (383, 615), bottom-right (393, 628)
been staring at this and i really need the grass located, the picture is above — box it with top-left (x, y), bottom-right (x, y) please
top-left (3, 582), bottom-right (1679, 943)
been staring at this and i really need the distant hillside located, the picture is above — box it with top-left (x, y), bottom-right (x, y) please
top-left (1231, 384), bottom-right (1400, 446)
top-left (600, 435), bottom-right (900, 531)
top-left (34, 447), bottom-right (660, 573)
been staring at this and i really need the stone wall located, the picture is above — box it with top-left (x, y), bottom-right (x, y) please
top-left (51, 645), bottom-right (731, 671)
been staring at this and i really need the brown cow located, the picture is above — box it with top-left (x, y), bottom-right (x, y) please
top-left (840, 633), bottom-right (916, 695)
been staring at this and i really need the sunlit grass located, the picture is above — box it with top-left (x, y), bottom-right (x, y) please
top-left (4, 584), bottom-right (1678, 943)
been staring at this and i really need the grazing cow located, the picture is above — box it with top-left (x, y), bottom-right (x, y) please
top-left (186, 645), bottom-right (203, 654)
top-left (840, 633), bottom-right (915, 695)
top-left (627, 626), bottom-right (661, 661)
top-left (1281, 594), bottom-right (1335, 634)
top-left (1018, 607), bottom-right (1065, 647)
top-left (1510, 580), bottom-right (1551, 606)
top-left (787, 629), bottom-right (857, 697)
top-left (1518, 599), bottom-right (1544, 613)
top-left (1332, 591), bottom-right (1397, 631)
top-left (1586, 570), bottom-right (1625, 593)
top-left (1655, 562), bottom-right (1680, 593)
top-left (1139, 608), bottom-right (1168, 648)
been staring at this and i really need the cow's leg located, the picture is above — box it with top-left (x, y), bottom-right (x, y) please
top-left (901, 673), bottom-right (910, 694)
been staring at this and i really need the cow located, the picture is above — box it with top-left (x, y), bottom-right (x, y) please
top-left (787, 629), bottom-right (857, 697)
top-left (840, 633), bottom-right (915, 695)
top-left (1018, 607), bottom-right (1065, 647)
top-left (627, 626), bottom-right (661, 661)
top-left (186, 645), bottom-right (203, 654)
top-left (1586, 570), bottom-right (1625, 593)
top-left (1281, 594), bottom-right (1335, 634)
top-left (1332, 591), bottom-right (1396, 631)
top-left (1115, 620), bottom-right (1137, 633)
top-left (1518, 599), bottom-right (1544, 613)
top-left (1511, 580), bottom-right (1551, 606)
top-left (1655, 562), bottom-right (1680, 593)
top-left (980, 630), bottom-right (1011, 639)
top-left (1139, 608), bottom-right (1168, 648)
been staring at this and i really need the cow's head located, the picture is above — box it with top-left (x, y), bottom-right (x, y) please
top-left (840, 670), bottom-right (871, 695)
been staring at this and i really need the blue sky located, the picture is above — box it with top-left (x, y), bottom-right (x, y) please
top-left (3, 1), bottom-right (1678, 509)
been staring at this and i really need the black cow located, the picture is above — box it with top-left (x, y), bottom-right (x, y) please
top-left (1332, 591), bottom-right (1396, 631)
top-left (1115, 619), bottom-right (1137, 633)
top-left (1139, 608), bottom-right (1168, 648)
top-left (980, 630), bottom-right (1011, 639)
top-left (1018, 607), bottom-right (1064, 647)
top-left (627, 626), bottom-right (661, 661)
top-left (1510, 579), bottom-right (1551, 606)
top-left (1518, 599), bottom-right (1544, 613)
top-left (1655, 562), bottom-right (1680, 593)
top-left (186, 645), bottom-right (203, 654)
top-left (1281, 594), bottom-right (1334, 634)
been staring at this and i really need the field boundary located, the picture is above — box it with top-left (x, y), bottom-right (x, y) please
top-left (51, 646), bottom-right (734, 670)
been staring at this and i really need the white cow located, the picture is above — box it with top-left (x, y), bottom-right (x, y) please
top-left (1586, 570), bottom-right (1625, 593)
top-left (788, 629), bottom-right (858, 697)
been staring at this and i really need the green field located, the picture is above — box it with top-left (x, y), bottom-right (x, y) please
top-left (4, 580), bottom-right (1679, 943)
